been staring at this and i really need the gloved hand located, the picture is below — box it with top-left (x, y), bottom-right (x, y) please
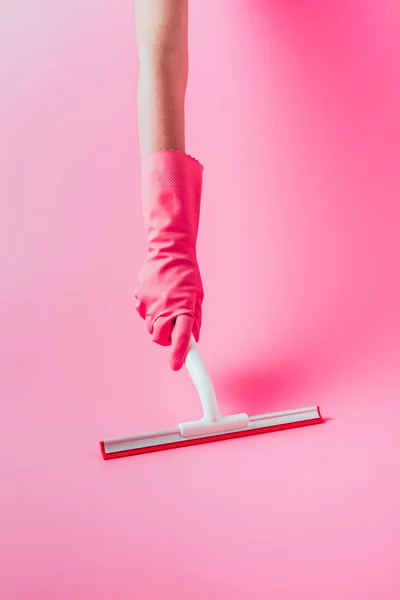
top-left (134, 150), bottom-right (204, 371)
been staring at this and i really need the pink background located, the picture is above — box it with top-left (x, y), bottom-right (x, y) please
top-left (1, 1), bottom-right (399, 598)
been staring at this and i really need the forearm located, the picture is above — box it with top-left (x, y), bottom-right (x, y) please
top-left (134, 0), bottom-right (189, 155)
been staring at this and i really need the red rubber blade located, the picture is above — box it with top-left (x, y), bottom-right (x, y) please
top-left (100, 407), bottom-right (324, 460)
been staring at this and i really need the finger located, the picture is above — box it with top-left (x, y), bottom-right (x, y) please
top-left (150, 315), bottom-right (173, 346)
top-left (170, 314), bottom-right (193, 371)
top-left (192, 296), bottom-right (202, 342)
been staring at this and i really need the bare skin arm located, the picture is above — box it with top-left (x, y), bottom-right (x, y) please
top-left (134, 0), bottom-right (188, 155)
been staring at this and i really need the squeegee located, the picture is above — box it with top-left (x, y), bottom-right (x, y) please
top-left (100, 336), bottom-right (324, 459)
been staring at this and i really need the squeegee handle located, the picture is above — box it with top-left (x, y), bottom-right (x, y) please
top-left (184, 335), bottom-right (221, 421)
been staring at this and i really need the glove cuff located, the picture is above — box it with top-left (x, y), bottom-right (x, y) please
top-left (140, 150), bottom-right (204, 245)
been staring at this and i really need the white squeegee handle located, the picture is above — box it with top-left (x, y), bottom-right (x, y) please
top-left (178, 335), bottom-right (249, 437)
top-left (184, 334), bottom-right (222, 422)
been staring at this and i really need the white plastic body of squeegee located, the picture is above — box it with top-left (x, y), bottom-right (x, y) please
top-left (178, 336), bottom-right (249, 437)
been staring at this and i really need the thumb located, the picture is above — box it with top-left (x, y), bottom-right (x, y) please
top-left (170, 315), bottom-right (193, 371)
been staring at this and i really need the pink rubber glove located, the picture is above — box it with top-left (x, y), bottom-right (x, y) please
top-left (134, 150), bottom-right (204, 371)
